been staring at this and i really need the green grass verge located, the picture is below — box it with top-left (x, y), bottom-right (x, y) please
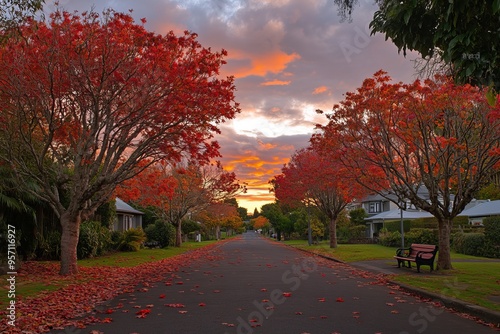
top-left (285, 240), bottom-right (500, 312)
top-left (393, 262), bottom-right (500, 312)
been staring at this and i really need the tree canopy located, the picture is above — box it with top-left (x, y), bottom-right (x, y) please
top-left (313, 71), bottom-right (500, 269)
top-left (0, 9), bottom-right (239, 274)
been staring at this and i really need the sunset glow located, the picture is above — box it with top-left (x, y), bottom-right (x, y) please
top-left (52, 0), bottom-right (418, 211)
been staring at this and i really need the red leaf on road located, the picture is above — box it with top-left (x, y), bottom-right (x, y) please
top-left (335, 297), bottom-right (344, 302)
top-left (159, 294), bottom-right (166, 299)
top-left (282, 292), bottom-right (292, 297)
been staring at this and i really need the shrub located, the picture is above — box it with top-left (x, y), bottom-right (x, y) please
top-left (77, 221), bottom-right (112, 259)
top-left (452, 232), bottom-right (487, 257)
top-left (38, 230), bottom-right (61, 260)
top-left (384, 220), bottom-right (411, 233)
top-left (117, 228), bottom-right (146, 252)
top-left (405, 228), bottom-right (438, 245)
top-left (78, 221), bottom-right (101, 259)
top-left (378, 228), bottom-right (402, 247)
top-left (483, 216), bottom-right (500, 258)
top-left (144, 220), bottom-right (175, 248)
top-left (110, 230), bottom-right (123, 249)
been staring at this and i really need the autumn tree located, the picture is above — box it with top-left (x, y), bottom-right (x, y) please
top-left (251, 215), bottom-right (270, 232)
top-left (117, 161), bottom-right (244, 246)
top-left (313, 71), bottom-right (500, 269)
top-left (0, 9), bottom-right (239, 274)
top-left (271, 146), bottom-right (366, 248)
top-left (195, 202), bottom-right (242, 239)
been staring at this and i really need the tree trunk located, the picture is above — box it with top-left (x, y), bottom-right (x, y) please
top-left (175, 220), bottom-right (182, 247)
top-left (60, 213), bottom-right (81, 275)
top-left (436, 218), bottom-right (453, 270)
top-left (329, 217), bottom-right (337, 248)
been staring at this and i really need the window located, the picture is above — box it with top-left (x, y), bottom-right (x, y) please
top-left (124, 215), bottom-right (133, 230)
top-left (368, 202), bottom-right (381, 213)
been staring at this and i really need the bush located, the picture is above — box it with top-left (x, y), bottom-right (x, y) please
top-left (483, 216), bottom-right (500, 258)
top-left (110, 230), bottom-right (123, 249)
top-left (144, 220), bottom-right (175, 248)
top-left (117, 228), bottom-right (146, 252)
top-left (378, 228), bottom-right (402, 247)
top-left (384, 220), bottom-right (411, 233)
top-left (38, 230), bottom-right (61, 260)
top-left (78, 221), bottom-right (101, 259)
top-left (405, 228), bottom-right (438, 245)
top-left (77, 221), bottom-right (112, 259)
top-left (452, 232), bottom-right (487, 257)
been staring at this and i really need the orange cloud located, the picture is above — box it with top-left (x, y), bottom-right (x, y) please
top-left (257, 140), bottom-right (278, 150)
top-left (230, 50), bottom-right (300, 78)
top-left (261, 80), bottom-right (291, 86)
top-left (313, 86), bottom-right (328, 94)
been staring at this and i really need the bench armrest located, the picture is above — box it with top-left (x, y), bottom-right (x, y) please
top-left (396, 247), bottom-right (410, 257)
top-left (415, 250), bottom-right (437, 260)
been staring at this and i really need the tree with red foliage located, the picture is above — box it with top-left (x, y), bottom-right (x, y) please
top-left (271, 146), bottom-right (366, 248)
top-left (117, 161), bottom-right (244, 246)
top-left (0, 9), bottom-right (239, 274)
top-left (195, 202), bottom-right (242, 239)
top-left (313, 71), bottom-right (500, 269)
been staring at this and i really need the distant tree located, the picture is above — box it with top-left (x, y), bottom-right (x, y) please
top-left (349, 208), bottom-right (367, 225)
top-left (0, 9), bottom-right (239, 274)
top-left (117, 161), bottom-right (244, 247)
top-left (260, 203), bottom-right (290, 240)
top-left (253, 208), bottom-right (259, 218)
top-left (272, 147), bottom-right (366, 248)
top-left (476, 183), bottom-right (500, 201)
top-left (237, 207), bottom-right (248, 221)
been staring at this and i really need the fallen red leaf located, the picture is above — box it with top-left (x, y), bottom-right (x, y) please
top-left (335, 297), bottom-right (344, 302)
top-left (282, 292), bottom-right (292, 297)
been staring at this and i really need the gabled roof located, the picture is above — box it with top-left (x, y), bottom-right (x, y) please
top-left (116, 197), bottom-right (143, 215)
top-left (459, 200), bottom-right (500, 218)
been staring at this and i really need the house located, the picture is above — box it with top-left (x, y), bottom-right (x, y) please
top-left (113, 197), bottom-right (143, 231)
top-left (359, 186), bottom-right (438, 238)
top-left (459, 200), bottom-right (500, 226)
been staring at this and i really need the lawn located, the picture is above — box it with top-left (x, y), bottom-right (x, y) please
top-left (285, 240), bottom-right (500, 312)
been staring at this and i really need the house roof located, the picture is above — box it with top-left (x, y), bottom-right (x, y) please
top-left (116, 198), bottom-right (143, 215)
top-left (365, 209), bottom-right (433, 221)
top-left (459, 200), bottom-right (500, 218)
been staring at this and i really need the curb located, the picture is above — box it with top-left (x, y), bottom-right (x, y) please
top-left (289, 245), bottom-right (500, 329)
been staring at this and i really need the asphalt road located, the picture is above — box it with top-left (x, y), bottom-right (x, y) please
top-left (55, 232), bottom-right (498, 334)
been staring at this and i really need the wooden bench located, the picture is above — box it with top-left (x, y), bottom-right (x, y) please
top-left (394, 243), bottom-right (438, 273)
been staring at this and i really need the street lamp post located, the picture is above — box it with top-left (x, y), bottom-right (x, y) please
top-left (400, 201), bottom-right (406, 249)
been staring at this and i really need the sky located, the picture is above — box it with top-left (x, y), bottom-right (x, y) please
top-left (46, 0), bottom-right (420, 213)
